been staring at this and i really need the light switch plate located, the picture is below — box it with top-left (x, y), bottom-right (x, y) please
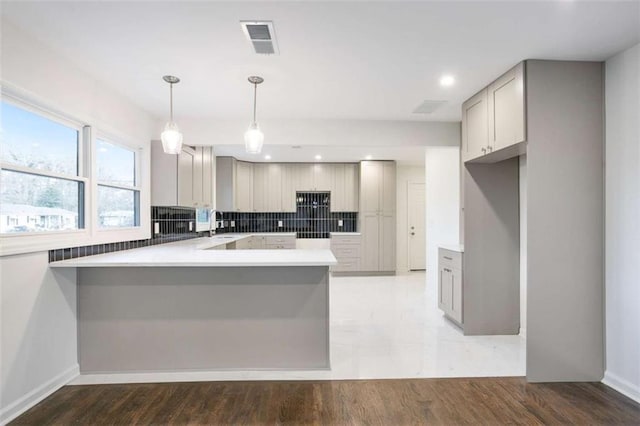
top-left (338, 220), bottom-right (343, 227)
top-left (154, 222), bottom-right (160, 234)
top-left (278, 220), bottom-right (283, 227)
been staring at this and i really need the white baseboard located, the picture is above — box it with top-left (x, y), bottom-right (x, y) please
top-left (602, 371), bottom-right (640, 403)
top-left (71, 367), bottom-right (334, 386)
top-left (0, 364), bottom-right (79, 426)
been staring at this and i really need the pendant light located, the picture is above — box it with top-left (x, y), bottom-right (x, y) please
top-left (244, 76), bottom-right (264, 154)
top-left (160, 75), bottom-right (183, 154)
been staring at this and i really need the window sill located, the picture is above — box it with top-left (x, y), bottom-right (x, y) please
top-left (0, 227), bottom-right (151, 257)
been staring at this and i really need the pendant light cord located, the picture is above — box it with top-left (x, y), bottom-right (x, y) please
top-left (253, 82), bottom-right (257, 124)
top-left (169, 83), bottom-right (174, 122)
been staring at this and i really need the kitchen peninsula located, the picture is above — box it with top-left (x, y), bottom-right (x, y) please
top-left (50, 235), bottom-right (336, 374)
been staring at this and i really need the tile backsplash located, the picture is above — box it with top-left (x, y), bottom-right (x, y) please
top-left (49, 196), bottom-right (359, 262)
top-left (151, 206), bottom-right (197, 236)
top-left (217, 192), bottom-right (358, 239)
top-left (49, 206), bottom-right (200, 262)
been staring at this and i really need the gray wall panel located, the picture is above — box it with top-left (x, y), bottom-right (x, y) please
top-left (526, 60), bottom-right (604, 382)
top-left (78, 266), bottom-right (330, 372)
top-left (463, 159), bottom-right (520, 335)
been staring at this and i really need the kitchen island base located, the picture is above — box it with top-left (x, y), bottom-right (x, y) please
top-left (78, 266), bottom-right (330, 373)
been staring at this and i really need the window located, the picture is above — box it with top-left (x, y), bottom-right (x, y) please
top-left (0, 100), bottom-right (85, 234)
top-left (96, 139), bottom-right (140, 228)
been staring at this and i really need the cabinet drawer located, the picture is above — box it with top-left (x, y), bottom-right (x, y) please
top-left (332, 245), bottom-right (361, 258)
top-left (265, 236), bottom-right (295, 245)
top-left (439, 248), bottom-right (462, 269)
top-left (331, 235), bottom-right (361, 246)
top-left (332, 257), bottom-right (361, 272)
top-left (265, 243), bottom-right (296, 250)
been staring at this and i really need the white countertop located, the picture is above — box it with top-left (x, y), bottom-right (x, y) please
top-left (50, 234), bottom-right (336, 268)
top-left (439, 244), bottom-right (464, 253)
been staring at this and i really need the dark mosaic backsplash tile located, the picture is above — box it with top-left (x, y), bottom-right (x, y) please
top-left (216, 192), bottom-right (358, 239)
top-left (49, 207), bottom-right (201, 263)
top-left (151, 206), bottom-right (197, 236)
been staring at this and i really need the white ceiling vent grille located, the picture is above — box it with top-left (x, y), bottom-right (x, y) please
top-left (241, 21), bottom-right (279, 55)
top-left (412, 100), bottom-right (447, 114)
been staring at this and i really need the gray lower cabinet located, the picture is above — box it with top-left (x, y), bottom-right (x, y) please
top-left (438, 248), bottom-right (463, 325)
top-left (226, 235), bottom-right (296, 250)
top-left (265, 235), bottom-right (296, 249)
top-left (330, 234), bottom-right (362, 272)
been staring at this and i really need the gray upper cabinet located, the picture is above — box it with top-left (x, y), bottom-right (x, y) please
top-left (217, 159), bottom-right (359, 213)
top-left (216, 157), bottom-right (235, 212)
top-left (488, 62), bottom-right (525, 152)
top-left (177, 147), bottom-right (196, 207)
top-left (311, 164), bottom-right (333, 191)
top-left (235, 161), bottom-right (253, 212)
top-left (332, 163), bottom-right (359, 212)
top-left (360, 161), bottom-right (395, 214)
top-left (253, 163), bottom-right (283, 212)
top-left (252, 163), bottom-right (266, 212)
top-left (462, 89), bottom-right (489, 162)
top-left (463, 61), bottom-right (526, 163)
top-left (281, 164), bottom-right (297, 212)
top-left (293, 164), bottom-right (313, 191)
top-left (200, 147), bottom-right (213, 208)
top-left (216, 157), bottom-right (253, 212)
top-left (360, 161), bottom-right (382, 212)
top-left (151, 142), bottom-right (214, 207)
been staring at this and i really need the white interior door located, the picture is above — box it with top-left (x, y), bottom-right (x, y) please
top-left (408, 182), bottom-right (426, 270)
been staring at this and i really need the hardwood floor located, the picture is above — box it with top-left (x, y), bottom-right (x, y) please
top-left (11, 377), bottom-right (640, 425)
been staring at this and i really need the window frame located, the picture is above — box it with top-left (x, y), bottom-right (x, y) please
top-left (0, 94), bottom-right (90, 246)
top-left (93, 132), bottom-right (142, 231)
top-left (0, 89), bottom-right (151, 256)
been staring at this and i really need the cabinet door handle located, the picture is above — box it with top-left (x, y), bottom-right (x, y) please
top-left (444, 256), bottom-right (453, 260)
top-left (487, 145), bottom-right (493, 152)
top-left (481, 147), bottom-right (486, 154)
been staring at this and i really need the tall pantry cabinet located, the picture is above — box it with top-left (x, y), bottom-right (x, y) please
top-left (359, 161), bottom-right (396, 273)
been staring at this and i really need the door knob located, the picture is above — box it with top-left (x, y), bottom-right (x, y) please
top-left (411, 232), bottom-right (415, 236)
top-left (411, 226), bottom-right (415, 230)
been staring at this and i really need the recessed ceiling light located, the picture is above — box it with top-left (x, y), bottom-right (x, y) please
top-left (264, 155), bottom-right (271, 160)
top-left (365, 155), bottom-right (373, 160)
top-left (440, 75), bottom-right (455, 87)
top-left (315, 155), bottom-right (322, 161)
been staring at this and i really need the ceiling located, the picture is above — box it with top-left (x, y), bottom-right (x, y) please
top-left (2, 1), bottom-right (638, 123)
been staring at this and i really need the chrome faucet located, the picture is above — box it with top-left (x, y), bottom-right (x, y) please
top-left (209, 209), bottom-right (219, 237)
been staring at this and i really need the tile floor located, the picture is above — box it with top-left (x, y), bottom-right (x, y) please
top-left (71, 272), bottom-right (525, 384)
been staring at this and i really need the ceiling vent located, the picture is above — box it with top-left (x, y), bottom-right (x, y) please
top-left (412, 100), bottom-right (447, 114)
top-left (241, 21), bottom-right (279, 55)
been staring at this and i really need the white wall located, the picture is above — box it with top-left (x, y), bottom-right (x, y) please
top-left (0, 20), bottom-right (157, 423)
top-left (1, 20), bottom-right (155, 143)
top-left (396, 165), bottom-right (426, 273)
top-left (164, 117), bottom-right (460, 148)
top-left (603, 43), bottom-right (640, 402)
top-left (425, 147), bottom-right (460, 289)
top-left (0, 253), bottom-right (77, 423)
